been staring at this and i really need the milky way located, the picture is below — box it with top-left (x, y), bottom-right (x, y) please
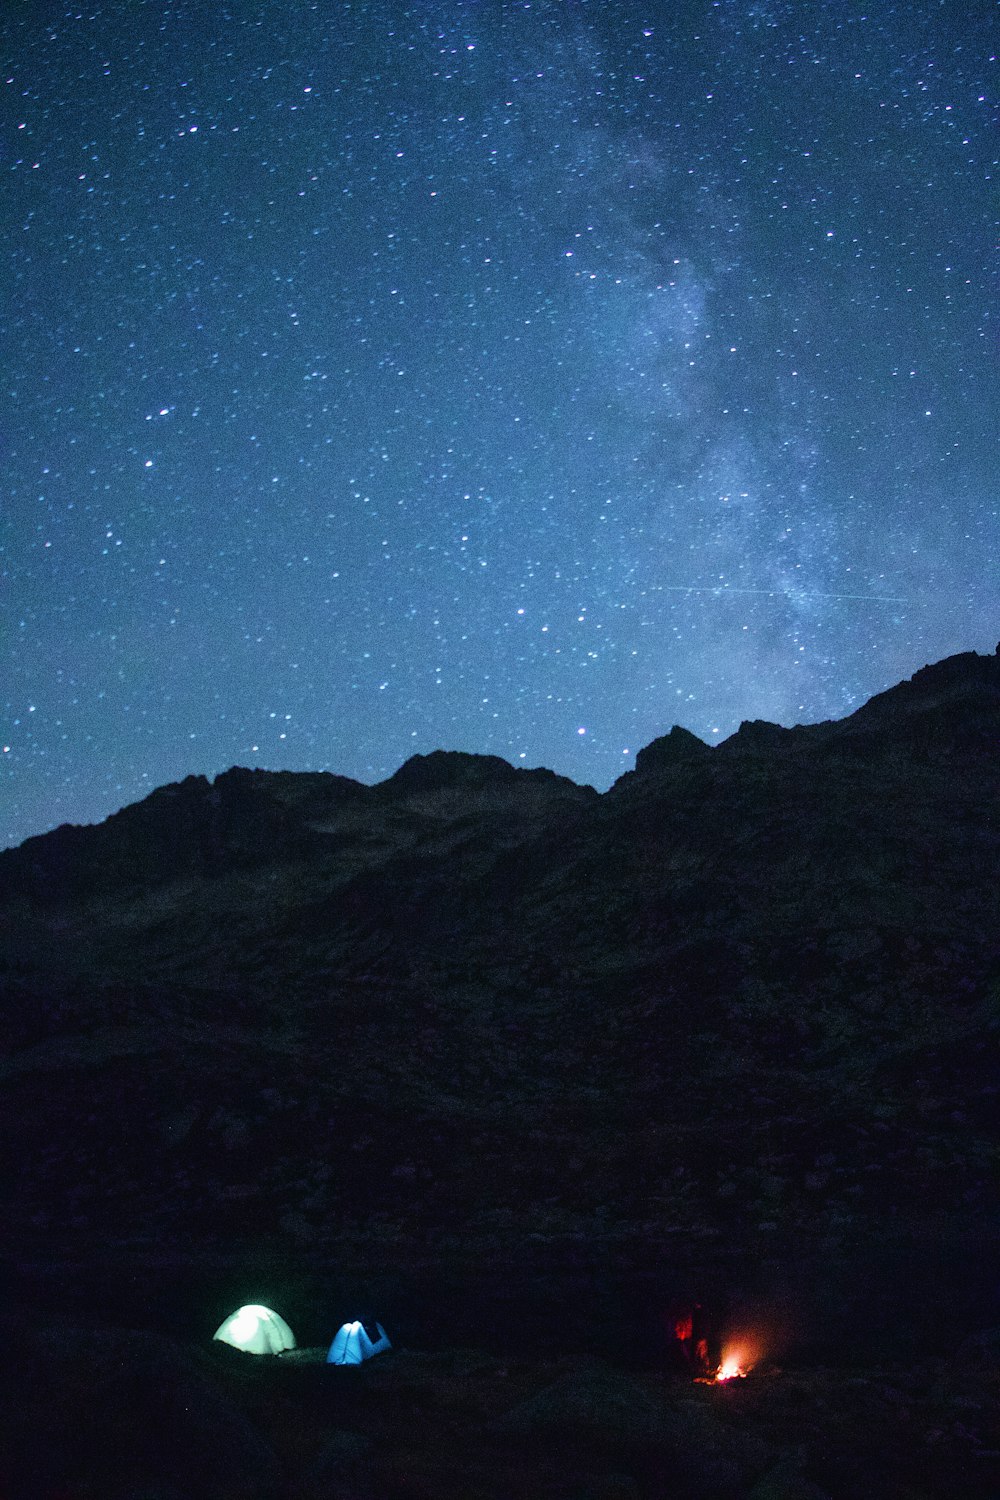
top-left (3, 1), bottom-right (997, 848)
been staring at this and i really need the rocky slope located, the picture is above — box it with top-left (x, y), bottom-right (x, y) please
top-left (2, 1322), bottom-right (997, 1499)
top-left (1, 646), bottom-right (998, 1365)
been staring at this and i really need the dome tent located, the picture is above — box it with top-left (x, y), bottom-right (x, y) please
top-left (213, 1304), bottom-right (295, 1355)
top-left (327, 1320), bottom-right (391, 1365)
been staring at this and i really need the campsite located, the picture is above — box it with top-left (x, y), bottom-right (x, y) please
top-left (1, 647), bottom-right (999, 1495)
top-left (4, 0), bottom-right (997, 1480)
top-left (3, 1275), bottom-right (998, 1499)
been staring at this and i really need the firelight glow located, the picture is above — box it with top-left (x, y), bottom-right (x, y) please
top-left (714, 1331), bottom-right (767, 1381)
top-left (716, 1352), bottom-right (746, 1382)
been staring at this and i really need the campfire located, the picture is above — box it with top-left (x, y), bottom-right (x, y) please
top-left (715, 1347), bottom-right (749, 1382)
top-left (672, 1306), bottom-right (761, 1381)
top-left (710, 1330), bottom-right (767, 1382)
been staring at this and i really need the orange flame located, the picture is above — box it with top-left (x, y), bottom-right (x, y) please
top-left (714, 1335), bottom-right (763, 1381)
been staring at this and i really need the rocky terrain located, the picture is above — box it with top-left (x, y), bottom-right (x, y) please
top-left (1, 645), bottom-right (998, 1496)
top-left (2, 1321), bottom-right (998, 1499)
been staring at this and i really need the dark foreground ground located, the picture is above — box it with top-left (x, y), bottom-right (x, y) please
top-left (3, 1278), bottom-right (999, 1500)
top-left (2, 1318), bottom-right (999, 1500)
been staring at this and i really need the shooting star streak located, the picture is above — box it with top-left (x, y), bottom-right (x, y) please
top-left (658, 586), bottom-right (905, 603)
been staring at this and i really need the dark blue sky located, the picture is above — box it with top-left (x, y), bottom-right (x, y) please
top-left (3, 0), bottom-right (997, 848)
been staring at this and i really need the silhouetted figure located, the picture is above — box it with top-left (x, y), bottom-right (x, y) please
top-left (667, 1308), bottom-right (694, 1373)
top-left (669, 1292), bottom-right (731, 1376)
top-left (690, 1301), bottom-right (711, 1376)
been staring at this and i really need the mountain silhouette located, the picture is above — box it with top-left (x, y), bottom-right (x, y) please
top-left (1, 645), bottom-right (998, 1362)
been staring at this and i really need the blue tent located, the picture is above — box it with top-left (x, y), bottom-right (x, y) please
top-left (327, 1320), bottom-right (391, 1365)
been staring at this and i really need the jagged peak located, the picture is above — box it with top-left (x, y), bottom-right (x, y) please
top-left (212, 765), bottom-right (369, 806)
top-left (632, 725), bottom-right (710, 777)
top-left (717, 719), bottom-right (789, 754)
top-left (377, 749), bottom-right (589, 801)
top-left (378, 750), bottom-right (521, 796)
top-left (843, 646), bottom-right (1000, 726)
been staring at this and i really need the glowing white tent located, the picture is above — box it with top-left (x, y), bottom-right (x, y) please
top-left (326, 1320), bottom-right (391, 1365)
top-left (213, 1304), bottom-right (296, 1355)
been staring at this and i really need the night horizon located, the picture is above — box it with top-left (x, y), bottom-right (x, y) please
top-left (4, 0), bottom-right (997, 850)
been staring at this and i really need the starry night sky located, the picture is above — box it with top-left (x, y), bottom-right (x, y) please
top-left (3, 1), bottom-right (997, 849)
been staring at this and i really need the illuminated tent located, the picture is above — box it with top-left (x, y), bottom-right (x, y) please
top-left (326, 1320), bottom-right (391, 1365)
top-left (213, 1304), bottom-right (296, 1355)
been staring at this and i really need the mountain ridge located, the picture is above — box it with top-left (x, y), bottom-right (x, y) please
top-left (4, 645), bottom-right (997, 898)
top-left (1, 643), bottom-right (998, 1362)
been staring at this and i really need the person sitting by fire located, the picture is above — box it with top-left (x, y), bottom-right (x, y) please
top-left (672, 1296), bottom-right (725, 1376)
